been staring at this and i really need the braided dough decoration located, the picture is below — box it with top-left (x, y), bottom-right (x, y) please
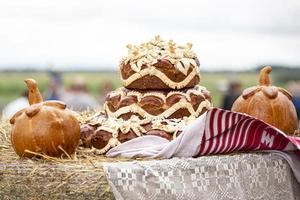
top-left (91, 138), bottom-right (121, 155)
top-left (104, 86), bottom-right (212, 120)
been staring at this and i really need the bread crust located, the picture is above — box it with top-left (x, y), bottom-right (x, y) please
top-left (120, 59), bottom-right (200, 90)
top-left (104, 86), bottom-right (212, 120)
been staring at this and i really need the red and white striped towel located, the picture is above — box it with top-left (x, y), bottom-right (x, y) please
top-left (198, 108), bottom-right (300, 156)
top-left (106, 108), bottom-right (300, 182)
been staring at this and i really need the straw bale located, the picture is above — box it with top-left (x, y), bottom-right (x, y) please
top-left (0, 118), bottom-right (135, 200)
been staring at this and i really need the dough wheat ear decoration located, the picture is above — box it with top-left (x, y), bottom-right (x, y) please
top-left (10, 79), bottom-right (80, 158)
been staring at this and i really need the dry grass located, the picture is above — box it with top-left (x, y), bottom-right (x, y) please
top-left (0, 116), bottom-right (147, 200)
top-left (294, 130), bottom-right (300, 137)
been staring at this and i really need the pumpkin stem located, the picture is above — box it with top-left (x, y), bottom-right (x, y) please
top-left (258, 66), bottom-right (272, 86)
top-left (24, 79), bottom-right (43, 105)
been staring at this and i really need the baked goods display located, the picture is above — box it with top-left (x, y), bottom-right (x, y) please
top-left (120, 35), bottom-right (200, 90)
top-left (10, 79), bottom-right (80, 158)
top-left (80, 36), bottom-right (212, 154)
top-left (4, 37), bottom-right (299, 166)
top-left (232, 66), bottom-right (298, 135)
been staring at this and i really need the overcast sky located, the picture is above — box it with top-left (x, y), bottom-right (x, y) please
top-left (0, 0), bottom-right (300, 71)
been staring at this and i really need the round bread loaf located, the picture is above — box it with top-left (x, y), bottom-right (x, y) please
top-left (120, 36), bottom-right (200, 90)
top-left (104, 85), bottom-right (212, 121)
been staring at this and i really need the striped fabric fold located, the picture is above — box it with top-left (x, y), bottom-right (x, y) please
top-left (197, 108), bottom-right (300, 157)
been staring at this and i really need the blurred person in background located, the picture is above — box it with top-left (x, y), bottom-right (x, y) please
top-left (62, 77), bottom-right (98, 112)
top-left (221, 79), bottom-right (242, 110)
top-left (2, 91), bottom-right (29, 119)
top-left (45, 71), bottom-right (64, 101)
top-left (45, 81), bottom-right (64, 101)
top-left (288, 81), bottom-right (300, 123)
top-left (99, 81), bottom-right (114, 105)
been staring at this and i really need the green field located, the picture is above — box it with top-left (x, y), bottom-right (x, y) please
top-left (0, 71), bottom-right (287, 113)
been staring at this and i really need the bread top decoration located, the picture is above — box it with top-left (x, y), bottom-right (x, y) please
top-left (120, 35), bottom-right (200, 90)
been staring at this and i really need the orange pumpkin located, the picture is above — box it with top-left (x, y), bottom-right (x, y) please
top-left (10, 79), bottom-right (80, 158)
top-left (232, 66), bottom-right (298, 135)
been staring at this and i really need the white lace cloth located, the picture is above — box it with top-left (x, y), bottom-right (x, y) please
top-left (104, 153), bottom-right (300, 200)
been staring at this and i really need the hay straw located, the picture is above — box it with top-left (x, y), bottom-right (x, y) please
top-left (294, 130), bottom-right (300, 137)
top-left (0, 115), bottom-right (140, 200)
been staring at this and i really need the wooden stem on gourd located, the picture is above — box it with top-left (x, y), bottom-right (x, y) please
top-left (24, 79), bottom-right (43, 105)
top-left (258, 66), bottom-right (272, 86)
